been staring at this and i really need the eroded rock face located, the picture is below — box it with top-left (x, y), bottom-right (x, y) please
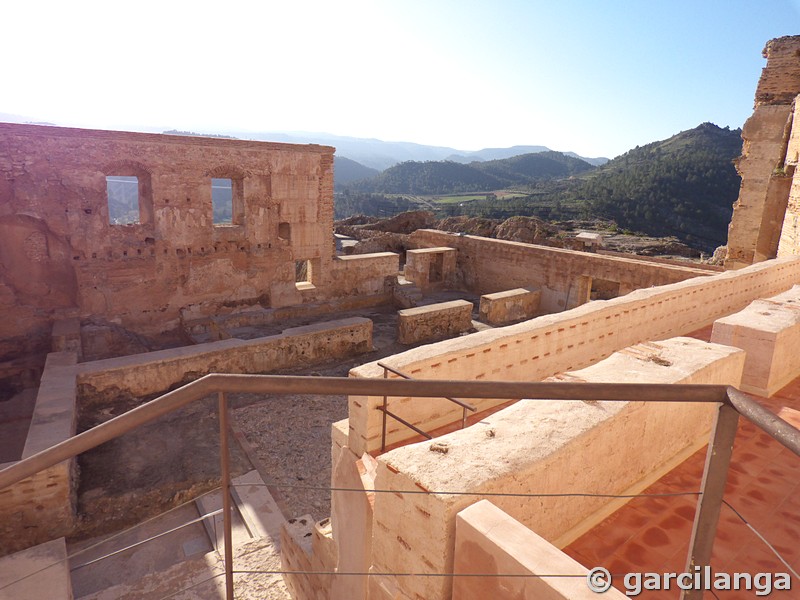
top-left (360, 210), bottom-right (436, 234)
top-left (493, 215), bottom-right (559, 244)
top-left (437, 216), bottom-right (499, 238)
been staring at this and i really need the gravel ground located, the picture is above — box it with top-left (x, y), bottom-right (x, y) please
top-left (229, 293), bottom-right (482, 521)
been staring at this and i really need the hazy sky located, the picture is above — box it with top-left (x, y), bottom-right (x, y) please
top-left (3, 0), bottom-right (799, 157)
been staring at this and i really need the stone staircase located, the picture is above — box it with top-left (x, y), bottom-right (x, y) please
top-left (0, 537), bottom-right (72, 600)
top-left (64, 470), bottom-right (287, 599)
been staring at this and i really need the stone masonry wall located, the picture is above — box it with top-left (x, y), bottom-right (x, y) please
top-left (0, 123), bottom-right (335, 370)
top-left (408, 229), bottom-right (712, 313)
top-left (726, 36), bottom-right (800, 268)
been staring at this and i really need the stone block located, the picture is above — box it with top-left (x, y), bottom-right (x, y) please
top-left (368, 337), bottom-right (744, 600)
top-left (454, 500), bottom-right (627, 600)
top-left (397, 300), bottom-right (473, 345)
top-left (479, 287), bottom-right (540, 325)
top-left (404, 247), bottom-right (457, 292)
top-left (711, 285), bottom-right (800, 396)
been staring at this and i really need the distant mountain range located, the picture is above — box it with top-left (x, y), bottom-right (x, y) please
top-left (224, 131), bottom-right (609, 171)
top-left (0, 113), bottom-right (608, 175)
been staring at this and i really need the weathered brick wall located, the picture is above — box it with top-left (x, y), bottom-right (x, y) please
top-left (0, 123), bottom-right (335, 365)
top-left (0, 352), bottom-right (78, 556)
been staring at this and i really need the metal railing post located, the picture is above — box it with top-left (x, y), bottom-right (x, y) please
top-left (219, 391), bottom-right (234, 600)
top-left (680, 401), bottom-right (739, 600)
top-left (381, 367), bottom-right (388, 452)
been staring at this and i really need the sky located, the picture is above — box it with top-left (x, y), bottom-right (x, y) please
top-left (2, 0), bottom-right (799, 158)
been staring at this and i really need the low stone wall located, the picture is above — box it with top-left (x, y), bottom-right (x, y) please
top-left (712, 284), bottom-right (800, 396)
top-left (409, 229), bottom-right (712, 312)
top-left (397, 300), bottom-right (473, 345)
top-left (346, 256), bottom-right (800, 455)
top-left (452, 501), bottom-right (627, 600)
top-left (0, 319), bottom-right (373, 556)
top-left (0, 353), bottom-right (78, 556)
top-left (478, 287), bottom-right (540, 325)
top-left (366, 337), bottom-right (745, 600)
top-left (78, 317), bottom-right (373, 398)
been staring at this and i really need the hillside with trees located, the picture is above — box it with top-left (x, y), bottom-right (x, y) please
top-left (337, 123), bottom-right (743, 252)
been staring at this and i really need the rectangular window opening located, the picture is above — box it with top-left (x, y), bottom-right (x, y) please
top-left (107, 176), bottom-right (140, 225)
top-left (295, 259), bottom-right (311, 284)
top-left (212, 178), bottom-right (234, 225)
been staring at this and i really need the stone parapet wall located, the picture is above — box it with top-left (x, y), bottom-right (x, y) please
top-left (367, 337), bottom-right (744, 600)
top-left (346, 256), bottom-right (800, 455)
top-left (712, 284), bottom-right (800, 396)
top-left (0, 352), bottom-right (78, 556)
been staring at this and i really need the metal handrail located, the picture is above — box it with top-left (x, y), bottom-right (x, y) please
top-left (0, 374), bottom-right (798, 600)
top-left (377, 361), bottom-right (478, 450)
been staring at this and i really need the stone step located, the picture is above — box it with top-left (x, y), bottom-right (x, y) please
top-left (195, 489), bottom-right (252, 553)
top-left (0, 537), bottom-right (72, 600)
top-left (231, 470), bottom-right (286, 549)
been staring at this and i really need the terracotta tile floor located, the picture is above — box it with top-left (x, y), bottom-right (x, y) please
top-left (564, 327), bottom-right (800, 599)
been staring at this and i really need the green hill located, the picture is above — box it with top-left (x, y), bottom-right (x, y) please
top-left (579, 122), bottom-right (741, 250)
top-left (346, 150), bottom-right (593, 195)
top-left (440, 123), bottom-right (742, 252)
top-left (333, 156), bottom-right (380, 189)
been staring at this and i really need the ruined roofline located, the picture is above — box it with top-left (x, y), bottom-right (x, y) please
top-left (756, 35), bottom-right (800, 106)
top-left (0, 121), bottom-right (336, 155)
top-left (763, 34), bottom-right (800, 57)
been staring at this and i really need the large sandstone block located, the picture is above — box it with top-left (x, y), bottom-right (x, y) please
top-left (478, 287), bottom-right (540, 325)
top-left (397, 300), bottom-right (473, 344)
top-left (711, 285), bottom-right (800, 396)
top-left (453, 500), bottom-right (627, 600)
